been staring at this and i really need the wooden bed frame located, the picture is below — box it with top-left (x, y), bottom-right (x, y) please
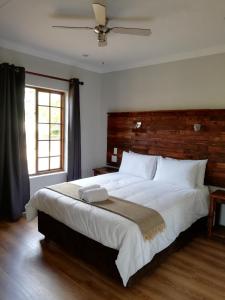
top-left (38, 109), bottom-right (225, 285)
top-left (38, 212), bottom-right (207, 286)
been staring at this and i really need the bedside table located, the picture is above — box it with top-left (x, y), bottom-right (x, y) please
top-left (93, 166), bottom-right (118, 176)
top-left (208, 190), bottom-right (225, 239)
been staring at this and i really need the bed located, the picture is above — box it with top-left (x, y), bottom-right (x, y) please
top-left (26, 108), bottom-right (225, 286)
top-left (26, 171), bottom-right (209, 286)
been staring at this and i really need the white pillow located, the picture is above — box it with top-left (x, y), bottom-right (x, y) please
top-left (119, 151), bottom-right (157, 179)
top-left (165, 157), bottom-right (208, 186)
top-left (129, 151), bottom-right (158, 159)
top-left (129, 151), bottom-right (158, 177)
top-left (197, 159), bottom-right (208, 186)
top-left (153, 157), bottom-right (199, 188)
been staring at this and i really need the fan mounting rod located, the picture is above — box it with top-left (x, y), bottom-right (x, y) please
top-left (94, 25), bottom-right (109, 46)
top-left (52, 2), bottom-right (151, 47)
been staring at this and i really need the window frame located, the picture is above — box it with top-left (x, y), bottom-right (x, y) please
top-left (26, 85), bottom-right (65, 176)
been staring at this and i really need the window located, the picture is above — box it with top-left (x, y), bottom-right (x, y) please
top-left (25, 87), bottom-right (65, 175)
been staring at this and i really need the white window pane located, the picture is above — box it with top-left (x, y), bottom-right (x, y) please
top-left (38, 124), bottom-right (49, 140)
top-left (25, 87), bottom-right (36, 174)
top-left (38, 92), bottom-right (49, 106)
top-left (50, 124), bottom-right (60, 140)
top-left (50, 141), bottom-right (60, 156)
top-left (51, 107), bottom-right (61, 123)
top-left (38, 106), bottom-right (49, 123)
top-left (50, 157), bottom-right (60, 169)
top-left (38, 141), bottom-right (49, 157)
top-left (51, 93), bottom-right (61, 107)
top-left (38, 158), bottom-right (49, 171)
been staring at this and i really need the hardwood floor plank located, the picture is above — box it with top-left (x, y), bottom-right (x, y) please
top-left (161, 263), bottom-right (225, 300)
top-left (0, 217), bottom-right (225, 300)
top-left (170, 259), bottom-right (225, 296)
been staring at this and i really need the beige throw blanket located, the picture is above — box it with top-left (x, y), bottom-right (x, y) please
top-left (46, 182), bottom-right (165, 241)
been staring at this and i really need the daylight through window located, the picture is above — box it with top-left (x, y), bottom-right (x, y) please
top-left (25, 87), bottom-right (65, 175)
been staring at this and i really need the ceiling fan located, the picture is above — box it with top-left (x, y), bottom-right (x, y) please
top-left (52, 2), bottom-right (151, 47)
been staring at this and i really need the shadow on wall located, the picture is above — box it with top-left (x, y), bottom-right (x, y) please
top-left (29, 172), bottom-right (67, 197)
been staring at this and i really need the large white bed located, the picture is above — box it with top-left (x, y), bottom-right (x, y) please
top-left (26, 171), bottom-right (209, 286)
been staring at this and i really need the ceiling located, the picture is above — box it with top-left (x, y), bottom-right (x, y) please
top-left (1, 0), bottom-right (225, 73)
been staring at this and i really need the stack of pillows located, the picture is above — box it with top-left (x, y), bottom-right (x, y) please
top-left (119, 151), bottom-right (208, 189)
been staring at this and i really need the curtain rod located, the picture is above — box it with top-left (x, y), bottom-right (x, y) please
top-left (26, 71), bottom-right (84, 85)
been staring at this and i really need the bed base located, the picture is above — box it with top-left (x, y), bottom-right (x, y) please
top-left (38, 211), bottom-right (207, 286)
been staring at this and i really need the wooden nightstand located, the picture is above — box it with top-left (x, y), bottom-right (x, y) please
top-left (208, 190), bottom-right (225, 239)
top-left (93, 166), bottom-right (118, 176)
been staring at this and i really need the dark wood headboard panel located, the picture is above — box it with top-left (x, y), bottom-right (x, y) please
top-left (107, 109), bottom-right (225, 187)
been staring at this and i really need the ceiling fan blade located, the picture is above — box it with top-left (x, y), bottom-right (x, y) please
top-left (52, 26), bottom-right (93, 30)
top-left (98, 40), bottom-right (107, 47)
top-left (111, 27), bottom-right (151, 36)
top-left (92, 3), bottom-right (106, 26)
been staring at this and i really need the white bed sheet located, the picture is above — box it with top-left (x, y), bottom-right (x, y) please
top-left (26, 172), bottom-right (209, 286)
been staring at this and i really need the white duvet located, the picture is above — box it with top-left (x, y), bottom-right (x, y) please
top-left (26, 172), bottom-right (209, 286)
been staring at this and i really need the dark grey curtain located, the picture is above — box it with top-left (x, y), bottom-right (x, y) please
top-left (0, 63), bottom-right (30, 221)
top-left (67, 78), bottom-right (81, 181)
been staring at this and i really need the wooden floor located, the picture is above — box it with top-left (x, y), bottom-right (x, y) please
top-left (0, 218), bottom-right (225, 300)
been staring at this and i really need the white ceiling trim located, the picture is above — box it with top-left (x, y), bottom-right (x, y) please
top-left (106, 44), bottom-right (225, 73)
top-left (1, 37), bottom-right (225, 74)
top-left (0, 37), bottom-right (103, 73)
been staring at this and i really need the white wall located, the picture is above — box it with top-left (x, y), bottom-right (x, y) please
top-left (1, 46), bottom-right (225, 223)
top-left (29, 172), bottom-right (67, 196)
top-left (102, 53), bottom-right (225, 112)
top-left (102, 53), bottom-right (225, 224)
top-left (0, 47), bottom-right (106, 196)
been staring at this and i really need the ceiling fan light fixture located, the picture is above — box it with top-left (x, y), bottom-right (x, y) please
top-left (98, 40), bottom-right (107, 47)
top-left (97, 32), bottom-right (106, 42)
top-left (94, 26), bottom-right (100, 34)
top-left (52, 2), bottom-right (151, 47)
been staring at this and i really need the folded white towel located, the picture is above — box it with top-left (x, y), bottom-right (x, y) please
top-left (82, 187), bottom-right (108, 203)
top-left (78, 184), bottom-right (100, 199)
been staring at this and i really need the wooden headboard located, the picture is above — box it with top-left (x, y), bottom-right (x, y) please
top-left (107, 109), bottom-right (225, 187)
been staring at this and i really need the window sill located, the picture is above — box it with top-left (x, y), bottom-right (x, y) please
top-left (29, 171), bottom-right (67, 179)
